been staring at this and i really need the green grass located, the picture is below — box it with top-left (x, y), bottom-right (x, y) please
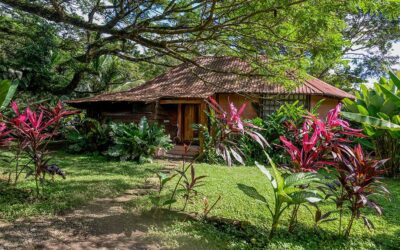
top-left (134, 163), bottom-right (400, 250)
top-left (1, 152), bottom-right (399, 249)
top-left (0, 151), bottom-right (161, 220)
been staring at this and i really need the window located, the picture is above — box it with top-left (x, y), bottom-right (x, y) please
top-left (260, 94), bottom-right (310, 118)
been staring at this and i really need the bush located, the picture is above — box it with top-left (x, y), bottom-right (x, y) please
top-left (106, 117), bottom-right (173, 163)
top-left (63, 116), bottom-right (173, 163)
top-left (63, 115), bottom-right (112, 153)
top-left (239, 101), bottom-right (320, 165)
top-left (341, 71), bottom-right (400, 177)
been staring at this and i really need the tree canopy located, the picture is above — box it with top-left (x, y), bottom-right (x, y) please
top-left (0, 0), bottom-right (399, 96)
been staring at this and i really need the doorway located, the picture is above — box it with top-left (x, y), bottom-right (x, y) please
top-left (181, 104), bottom-right (200, 143)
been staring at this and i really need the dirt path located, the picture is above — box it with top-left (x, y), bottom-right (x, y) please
top-left (0, 161), bottom-right (180, 250)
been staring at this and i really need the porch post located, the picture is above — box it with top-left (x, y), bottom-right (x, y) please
top-left (177, 103), bottom-right (182, 141)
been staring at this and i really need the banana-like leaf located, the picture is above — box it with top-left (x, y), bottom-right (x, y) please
top-left (378, 84), bottom-right (400, 107)
top-left (389, 70), bottom-right (400, 89)
top-left (0, 80), bottom-right (18, 110)
top-left (341, 112), bottom-right (400, 131)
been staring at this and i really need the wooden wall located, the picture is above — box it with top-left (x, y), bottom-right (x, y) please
top-left (310, 96), bottom-right (340, 118)
top-left (216, 93), bottom-right (259, 119)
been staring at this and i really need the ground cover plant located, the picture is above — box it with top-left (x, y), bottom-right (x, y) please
top-left (0, 151), bottom-right (162, 220)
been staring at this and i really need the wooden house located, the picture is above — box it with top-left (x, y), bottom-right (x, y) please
top-left (67, 56), bottom-right (354, 156)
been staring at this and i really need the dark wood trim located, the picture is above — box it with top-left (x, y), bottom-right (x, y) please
top-left (160, 99), bottom-right (203, 104)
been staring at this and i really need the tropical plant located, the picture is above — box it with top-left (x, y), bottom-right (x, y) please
top-left (201, 195), bottom-right (222, 219)
top-left (107, 117), bottom-right (173, 163)
top-left (198, 97), bottom-right (268, 166)
top-left (341, 71), bottom-right (400, 176)
top-left (0, 79), bottom-right (18, 110)
top-left (7, 101), bottom-right (77, 196)
top-left (279, 103), bottom-right (366, 232)
top-left (63, 116), bottom-right (112, 153)
top-left (327, 144), bottom-right (390, 237)
top-left (245, 153), bottom-right (323, 239)
top-left (239, 100), bottom-right (321, 164)
top-left (178, 163), bottom-right (207, 211)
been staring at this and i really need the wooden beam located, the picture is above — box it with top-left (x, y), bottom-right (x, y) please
top-left (199, 100), bottom-right (208, 152)
top-left (177, 104), bottom-right (182, 141)
top-left (159, 99), bottom-right (203, 104)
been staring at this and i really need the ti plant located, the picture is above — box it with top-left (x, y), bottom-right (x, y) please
top-left (204, 97), bottom-right (268, 166)
top-left (179, 163), bottom-right (207, 211)
top-left (332, 144), bottom-right (390, 237)
top-left (252, 153), bottom-right (322, 239)
top-left (201, 195), bottom-right (222, 219)
top-left (7, 101), bottom-right (77, 196)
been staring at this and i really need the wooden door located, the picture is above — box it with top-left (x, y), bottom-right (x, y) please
top-left (182, 104), bottom-right (199, 142)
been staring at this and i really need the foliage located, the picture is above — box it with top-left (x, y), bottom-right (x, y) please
top-left (278, 103), bottom-right (388, 237)
top-left (0, 13), bottom-right (165, 96)
top-left (0, 79), bottom-right (18, 110)
top-left (3, 1), bottom-right (400, 95)
top-left (342, 71), bottom-right (400, 176)
top-left (63, 116), bottom-right (112, 153)
top-left (198, 97), bottom-right (268, 166)
top-left (142, 163), bottom-right (400, 249)
top-left (240, 101), bottom-right (321, 165)
top-left (329, 144), bottom-right (390, 237)
top-left (5, 101), bottom-right (77, 196)
top-left (241, 153), bottom-right (322, 239)
top-left (107, 117), bottom-right (173, 163)
top-left (178, 164), bottom-right (207, 211)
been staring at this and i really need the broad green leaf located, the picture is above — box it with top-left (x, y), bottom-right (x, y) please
top-left (389, 70), bottom-right (400, 89)
top-left (237, 183), bottom-right (267, 203)
top-left (341, 112), bottom-right (400, 131)
top-left (255, 161), bottom-right (273, 182)
top-left (381, 100), bottom-right (397, 115)
top-left (342, 98), bottom-right (357, 112)
top-left (289, 191), bottom-right (322, 204)
top-left (361, 84), bottom-right (369, 99)
top-left (357, 105), bottom-right (369, 116)
top-left (378, 84), bottom-right (400, 107)
top-left (284, 172), bottom-right (319, 187)
top-left (264, 152), bottom-right (284, 191)
top-left (0, 80), bottom-right (18, 110)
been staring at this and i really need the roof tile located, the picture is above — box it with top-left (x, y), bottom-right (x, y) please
top-left (68, 56), bottom-right (354, 104)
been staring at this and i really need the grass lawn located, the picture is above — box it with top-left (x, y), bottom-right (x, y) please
top-left (133, 163), bottom-right (400, 250)
top-left (0, 151), bottom-right (162, 220)
top-left (1, 152), bottom-right (399, 249)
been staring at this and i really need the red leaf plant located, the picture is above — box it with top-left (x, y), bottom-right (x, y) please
top-left (206, 97), bottom-right (268, 166)
top-left (280, 103), bottom-right (389, 236)
top-left (280, 103), bottom-right (364, 173)
top-left (329, 143), bottom-right (389, 237)
top-left (7, 101), bottom-right (78, 196)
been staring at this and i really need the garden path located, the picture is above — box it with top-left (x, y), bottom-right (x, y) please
top-left (0, 162), bottom-right (180, 250)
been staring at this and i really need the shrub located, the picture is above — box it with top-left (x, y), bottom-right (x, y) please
top-left (63, 115), bottom-right (111, 153)
top-left (240, 153), bottom-right (323, 239)
top-left (197, 97), bottom-right (268, 166)
top-left (106, 117), bottom-right (173, 163)
top-left (7, 101), bottom-right (77, 196)
top-left (279, 103), bottom-right (389, 237)
top-left (239, 101), bottom-right (320, 165)
top-left (341, 71), bottom-right (400, 176)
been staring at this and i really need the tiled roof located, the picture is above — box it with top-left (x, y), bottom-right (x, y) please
top-left (68, 56), bottom-right (354, 105)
